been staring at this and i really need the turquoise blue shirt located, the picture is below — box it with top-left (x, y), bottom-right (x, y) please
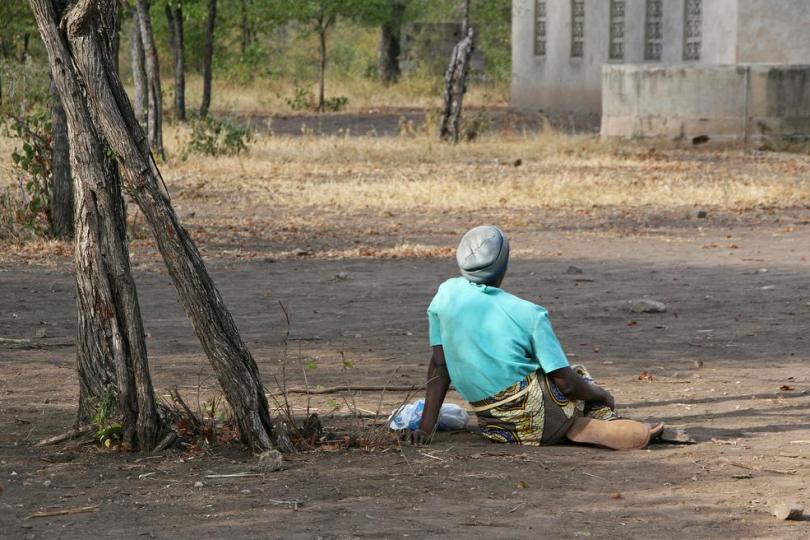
top-left (427, 277), bottom-right (570, 402)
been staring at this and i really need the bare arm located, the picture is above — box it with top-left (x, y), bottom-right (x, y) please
top-left (412, 345), bottom-right (451, 445)
top-left (548, 367), bottom-right (615, 410)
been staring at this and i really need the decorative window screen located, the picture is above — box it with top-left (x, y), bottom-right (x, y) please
top-left (571, 0), bottom-right (585, 58)
top-left (609, 1), bottom-right (626, 60)
top-left (534, 1), bottom-right (547, 57)
top-left (683, 0), bottom-right (702, 61)
top-left (645, 0), bottom-right (663, 61)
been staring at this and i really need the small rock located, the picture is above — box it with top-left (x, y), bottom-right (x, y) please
top-left (193, 481), bottom-right (204, 488)
top-left (696, 210), bottom-right (708, 219)
top-left (335, 272), bottom-right (349, 280)
top-left (240, 489), bottom-right (251, 495)
top-left (42, 479), bottom-right (51, 488)
top-left (258, 450), bottom-right (283, 472)
top-left (772, 502), bottom-right (804, 521)
top-left (293, 248), bottom-right (310, 257)
top-left (263, 257), bottom-right (276, 264)
top-left (35, 328), bottom-right (47, 339)
top-left (565, 265), bottom-right (584, 275)
top-left (659, 427), bottom-right (696, 444)
top-left (630, 299), bottom-right (667, 314)
top-left (513, 158), bottom-right (523, 167)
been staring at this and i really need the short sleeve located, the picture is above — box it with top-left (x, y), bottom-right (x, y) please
top-left (530, 309), bottom-right (569, 373)
top-left (427, 309), bottom-right (443, 346)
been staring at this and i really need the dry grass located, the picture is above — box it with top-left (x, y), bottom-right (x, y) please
top-left (156, 74), bottom-right (509, 116)
top-left (163, 126), bottom-right (810, 214)
top-left (3, 124), bottom-right (809, 261)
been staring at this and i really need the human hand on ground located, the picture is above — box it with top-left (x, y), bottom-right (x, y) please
top-left (401, 428), bottom-right (431, 446)
top-left (600, 390), bottom-right (616, 411)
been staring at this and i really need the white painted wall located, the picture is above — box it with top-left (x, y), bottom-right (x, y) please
top-left (737, 0), bottom-right (810, 63)
top-left (512, 0), bottom-right (810, 115)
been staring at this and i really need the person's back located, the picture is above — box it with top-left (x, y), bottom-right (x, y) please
top-left (428, 276), bottom-right (568, 403)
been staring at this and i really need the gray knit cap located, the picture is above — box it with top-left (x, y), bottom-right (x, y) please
top-left (456, 225), bottom-right (509, 284)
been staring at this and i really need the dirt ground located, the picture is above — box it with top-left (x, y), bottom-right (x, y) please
top-left (2, 124), bottom-right (810, 538)
top-left (2, 213), bottom-right (809, 539)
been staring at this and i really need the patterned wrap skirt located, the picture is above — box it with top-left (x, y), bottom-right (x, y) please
top-left (470, 365), bottom-right (617, 446)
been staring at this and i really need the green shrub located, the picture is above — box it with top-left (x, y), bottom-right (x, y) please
top-left (285, 85), bottom-right (315, 111)
top-left (182, 114), bottom-right (252, 158)
top-left (1, 111), bottom-right (54, 239)
top-left (323, 96), bottom-right (349, 112)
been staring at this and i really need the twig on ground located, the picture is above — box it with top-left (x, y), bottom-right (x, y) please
top-left (34, 425), bottom-right (93, 448)
top-left (267, 499), bottom-right (302, 510)
top-left (25, 505), bottom-right (99, 519)
top-left (272, 384), bottom-right (436, 395)
top-left (204, 473), bottom-right (264, 479)
top-left (508, 502), bottom-right (526, 514)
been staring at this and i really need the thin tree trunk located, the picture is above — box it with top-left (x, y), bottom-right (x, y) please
top-left (461, 0), bottom-right (471, 35)
top-left (240, 0), bottom-right (252, 56)
top-left (130, 6), bottom-right (148, 126)
top-left (439, 26), bottom-right (474, 143)
top-left (30, 0), bottom-right (282, 452)
top-left (200, 0), bottom-right (216, 117)
top-left (20, 33), bottom-right (31, 63)
top-left (166, 2), bottom-right (186, 121)
top-left (135, 0), bottom-right (165, 158)
top-left (378, 1), bottom-right (404, 84)
top-left (30, 0), bottom-right (160, 451)
top-left (317, 25), bottom-right (327, 112)
top-left (49, 76), bottom-right (73, 240)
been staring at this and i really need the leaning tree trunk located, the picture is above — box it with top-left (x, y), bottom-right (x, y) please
top-left (200, 0), bottom-right (216, 117)
top-left (30, 0), bottom-right (281, 452)
top-left (129, 6), bottom-right (148, 126)
top-left (135, 0), bottom-right (164, 158)
top-left (49, 76), bottom-right (73, 240)
top-left (166, 2), bottom-right (186, 121)
top-left (111, 10), bottom-right (120, 74)
top-left (31, 0), bottom-right (160, 451)
top-left (438, 26), bottom-right (474, 143)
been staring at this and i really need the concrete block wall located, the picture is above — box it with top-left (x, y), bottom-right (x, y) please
top-left (601, 64), bottom-right (810, 141)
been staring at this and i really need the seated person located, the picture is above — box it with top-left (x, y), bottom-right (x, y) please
top-left (412, 225), bottom-right (663, 450)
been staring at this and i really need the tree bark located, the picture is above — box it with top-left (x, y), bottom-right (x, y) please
top-left (240, 0), bottom-right (253, 57)
top-left (111, 8), bottom-right (120, 74)
top-left (29, 0), bottom-right (280, 452)
top-left (166, 2), bottom-right (186, 121)
top-left (439, 26), bottom-right (474, 143)
top-left (49, 76), bottom-right (74, 240)
top-left (200, 0), bottom-right (216, 117)
top-left (129, 5), bottom-right (147, 126)
top-left (135, 0), bottom-right (164, 158)
top-left (378, 1), bottom-right (405, 84)
top-left (29, 0), bottom-right (160, 450)
top-left (317, 24), bottom-right (327, 112)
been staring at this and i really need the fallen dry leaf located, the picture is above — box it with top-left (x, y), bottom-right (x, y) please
top-left (627, 320), bottom-right (638, 327)
top-left (611, 492), bottom-right (622, 500)
top-left (638, 370), bottom-right (655, 382)
top-left (516, 480), bottom-right (530, 489)
top-left (779, 385), bottom-right (796, 392)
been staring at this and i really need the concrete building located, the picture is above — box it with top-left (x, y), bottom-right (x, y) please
top-left (512, 0), bottom-right (810, 119)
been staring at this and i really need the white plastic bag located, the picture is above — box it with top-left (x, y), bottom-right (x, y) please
top-left (388, 399), bottom-right (469, 431)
